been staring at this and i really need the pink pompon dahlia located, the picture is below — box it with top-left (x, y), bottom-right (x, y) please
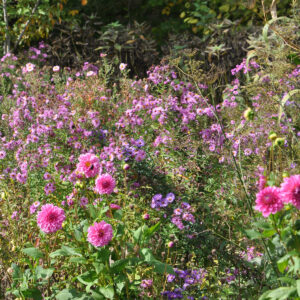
top-left (95, 173), bottom-right (115, 194)
top-left (87, 221), bottom-right (113, 247)
top-left (254, 186), bottom-right (283, 217)
top-left (76, 153), bottom-right (100, 178)
top-left (281, 175), bottom-right (300, 209)
top-left (37, 204), bottom-right (65, 233)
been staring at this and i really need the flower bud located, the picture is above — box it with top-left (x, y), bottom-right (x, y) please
top-left (243, 107), bottom-right (254, 120)
top-left (168, 241), bottom-right (174, 248)
top-left (274, 137), bottom-right (285, 147)
top-left (268, 132), bottom-right (277, 141)
top-left (282, 172), bottom-right (289, 178)
top-left (123, 164), bottom-right (130, 170)
top-left (143, 213), bottom-right (150, 220)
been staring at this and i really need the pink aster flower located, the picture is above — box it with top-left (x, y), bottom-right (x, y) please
top-left (76, 153), bottom-right (100, 178)
top-left (254, 186), bottom-right (283, 217)
top-left (37, 204), bottom-right (65, 233)
top-left (87, 221), bottom-right (113, 247)
top-left (95, 173), bottom-right (115, 194)
top-left (281, 175), bottom-right (300, 209)
top-left (110, 203), bottom-right (121, 210)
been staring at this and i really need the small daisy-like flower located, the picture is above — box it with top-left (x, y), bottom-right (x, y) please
top-left (0, 150), bottom-right (6, 159)
top-left (281, 175), bottom-right (300, 209)
top-left (166, 193), bottom-right (175, 203)
top-left (244, 148), bottom-right (252, 156)
top-left (255, 186), bottom-right (283, 217)
top-left (87, 221), bottom-right (113, 247)
top-left (119, 63), bottom-right (127, 71)
top-left (80, 197), bottom-right (89, 207)
top-left (37, 204), bottom-right (65, 233)
top-left (86, 71), bottom-right (96, 77)
top-left (95, 174), bottom-right (116, 194)
top-left (110, 203), bottom-right (121, 210)
top-left (53, 65), bottom-right (60, 72)
top-left (26, 63), bottom-right (35, 72)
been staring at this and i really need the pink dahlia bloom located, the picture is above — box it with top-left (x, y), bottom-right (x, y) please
top-left (87, 221), bottom-right (113, 247)
top-left (95, 174), bottom-right (115, 194)
top-left (37, 204), bottom-right (65, 233)
top-left (76, 153), bottom-right (100, 178)
top-left (255, 186), bottom-right (283, 217)
top-left (281, 175), bottom-right (300, 209)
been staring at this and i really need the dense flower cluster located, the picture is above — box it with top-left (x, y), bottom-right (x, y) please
top-left (151, 192), bottom-right (175, 209)
top-left (171, 202), bottom-right (195, 230)
top-left (163, 268), bottom-right (208, 299)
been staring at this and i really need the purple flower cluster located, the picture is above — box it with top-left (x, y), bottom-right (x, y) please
top-left (151, 193), bottom-right (175, 210)
top-left (171, 202), bottom-right (195, 230)
top-left (163, 268), bottom-right (207, 299)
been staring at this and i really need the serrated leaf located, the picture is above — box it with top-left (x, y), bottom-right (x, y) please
top-left (69, 257), bottom-right (87, 264)
top-left (110, 259), bottom-right (129, 273)
top-left (50, 246), bottom-right (82, 258)
top-left (22, 247), bottom-right (44, 259)
top-left (35, 266), bottom-right (54, 280)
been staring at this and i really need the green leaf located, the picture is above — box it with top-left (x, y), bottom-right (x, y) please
top-left (74, 228), bottom-right (83, 241)
top-left (245, 229), bottom-right (261, 240)
top-left (268, 287), bottom-right (296, 300)
top-left (141, 248), bottom-right (155, 261)
top-left (50, 246), bottom-right (82, 258)
top-left (133, 226), bottom-right (144, 243)
top-left (22, 288), bottom-right (43, 300)
top-left (150, 260), bottom-right (175, 275)
top-left (219, 4), bottom-right (230, 12)
top-left (55, 289), bottom-right (92, 300)
top-left (262, 229), bottom-right (276, 238)
top-left (110, 259), bottom-right (129, 273)
top-left (297, 279), bottom-right (300, 296)
top-left (90, 290), bottom-right (105, 300)
top-left (22, 247), bottom-right (44, 259)
top-left (69, 257), bottom-right (87, 264)
top-left (11, 263), bottom-right (22, 281)
top-left (258, 290), bottom-right (272, 300)
top-left (77, 271), bottom-right (97, 286)
top-left (277, 256), bottom-right (289, 273)
top-left (35, 266), bottom-right (54, 281)
top-left (145, 222), bottom-right (161, 238)
top-left (88, 204), bottom-right (97, 219)
top-left (99, 286), bottom-right (114, 299)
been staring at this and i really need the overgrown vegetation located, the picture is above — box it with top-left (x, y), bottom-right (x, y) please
top-left (0, 0), bottom-right (300, 300)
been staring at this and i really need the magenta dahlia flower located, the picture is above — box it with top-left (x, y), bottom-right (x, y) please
top-left (281, 175), bottom-right (300, 209)
top-left (254, 186), bottom-right (283, 217)
top-left (37, 204), bottom-right (65, 233)
top-left (87, 221), bottom-right (113, 247)
top-left (95, 174), bottom-right (115, 194)
top-left (76, 153), bottom-right (100, 178)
